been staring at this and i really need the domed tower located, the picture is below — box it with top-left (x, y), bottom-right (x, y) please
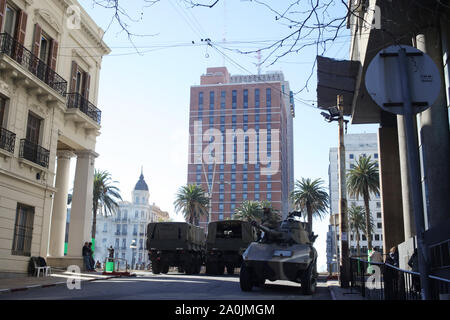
top-left (132, 167), bottom-right (149, 205)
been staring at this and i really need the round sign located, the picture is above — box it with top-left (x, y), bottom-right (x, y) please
top-left (365, 45), bottom-right (441, 115)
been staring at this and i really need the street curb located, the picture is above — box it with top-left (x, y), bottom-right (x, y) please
top-left (0, 275), bottom-right (120, 295)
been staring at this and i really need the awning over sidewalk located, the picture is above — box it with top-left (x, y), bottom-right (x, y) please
top-left (316, 56), bottom-right (360, 116)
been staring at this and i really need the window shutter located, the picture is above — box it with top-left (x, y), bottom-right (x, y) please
top-left (15, 11), bottom-right (27, 44)
top-left (83, 72), bottom-right (91, 100)
top-left (70, 61), bottom-right (78, 93)
top-left (32, 24), bottom-right (41, 58)
top-left (0, 0), bottom-right (6, 32)
top-left (49, 39), bottom-right (58, 71)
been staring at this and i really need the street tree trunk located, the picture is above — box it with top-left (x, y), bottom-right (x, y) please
top-left (356, 231), bottom-right (361, 257)
top-left (91, 202), bottom-right (98, 240)
top-left (306, 202), bottom-right (313, 234)
top-left (363, 189), bottom-right (373, 251)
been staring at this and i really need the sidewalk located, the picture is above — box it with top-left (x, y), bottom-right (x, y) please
top-left (327, 280), bottom-right (364, 300)
top-left (0, 270), bottom-right (120, 294)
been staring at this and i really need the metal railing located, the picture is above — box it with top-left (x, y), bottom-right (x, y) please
top-left (350, 257), bottom-right (449, 300)
top-left (0, 127), bottom-right (15, 153)
top-left (66, 93), bottom-right (102, 125)
top-left (19, 139), bottom-right (50, 168)
top-left (0, 33), bottom-right (67, 97)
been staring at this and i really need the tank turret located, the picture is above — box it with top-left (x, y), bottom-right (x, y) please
top-left (250, 212), bottom-right (314, 245)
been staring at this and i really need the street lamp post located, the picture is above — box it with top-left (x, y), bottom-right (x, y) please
top-left (320, 95), bottom-right (350, 288)
top-left (130, 240), bottom-right (137, 270)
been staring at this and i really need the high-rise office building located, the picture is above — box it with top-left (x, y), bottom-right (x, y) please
top-left (188, 67), bottom-right (295, 230)
top-left (326, 133), bottom-right (383, 271)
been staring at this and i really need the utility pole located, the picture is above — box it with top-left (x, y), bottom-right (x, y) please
top-left (337, 95), bottom-right (350, 288)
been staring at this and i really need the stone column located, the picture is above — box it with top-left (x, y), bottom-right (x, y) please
top-left (49, 150), bottom-right (74, 257)
top-left (397, 117), bottom-right (417, 239)
top-left (416, 28), bottom-right (450, 229)
top-left (378, 125), bottom-right (405, 254)
top-left (67, 150), bottom-right (98, 257)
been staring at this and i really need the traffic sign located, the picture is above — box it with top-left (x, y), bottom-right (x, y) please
top-left (365, 45), bottom-right (441, 115)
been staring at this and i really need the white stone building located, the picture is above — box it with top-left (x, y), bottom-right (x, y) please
top-left (327, 133), bottom-right (383, 271)
top-left (0, 0), bottom-right (110, 275)
top-left (94, 171), bottom-right (170, 268)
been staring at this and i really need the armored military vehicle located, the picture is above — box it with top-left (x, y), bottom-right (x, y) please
top-left (147, 222), bottom-right (205, 275)
top-left (205, 220), bottom-right (257, 275)
top-left (239, 212), bottom-right (318, 295)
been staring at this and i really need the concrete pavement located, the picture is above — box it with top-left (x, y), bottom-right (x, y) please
top-left (0, 269), bottom-right (120, 294)
top-left (0, 270), bottom-right (366, 300)
top-left (326, 280), bottom-right (364, 300)
top-left (0, 271), bottom-right (332, 300)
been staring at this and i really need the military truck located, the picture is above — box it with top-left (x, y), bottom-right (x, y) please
top-left (205, 220), bottom-right (257, 275)
top-left (239, 212), bottom-right (319, 295)
top-left (146, 222), bottom-right (205, 275)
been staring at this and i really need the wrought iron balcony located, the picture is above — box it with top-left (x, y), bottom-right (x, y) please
top-left (0, 33), bottom-right (67, 97)
top-left (66, 93), bottom-right (102, 125)
top-left (19, 139), bottom-right (49, 168)
top-left (0, 127), bottom-right (15, 153)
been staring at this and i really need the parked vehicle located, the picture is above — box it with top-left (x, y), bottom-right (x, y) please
top-left (239, 212), bottom-right (319, 295)
top-left (146, 222), bottom-right (205, 275)
top-left (205, 220), bottom-right (257, 275)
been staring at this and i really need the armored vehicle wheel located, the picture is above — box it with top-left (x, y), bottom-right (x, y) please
top-left (193, 261), bottom-right (201, 274)
top-left (226, 265), bottom-right (235, 275)
top-left (184, 263), bottom-right (194, 275)
top-left (239, 264), bottom-right (253, 292)
top-left (152, 261), bottom-right (161, 275)
top-left (255, 278), bottom-right (266, 287)
top-left (162, 263), bottom-right (170, 274)
top-left (217, 263), bottom-right (225, 275)
top-left (206, 262), bottom-right (217, 275)
top-left (301, 264), bottom-right (317, 295)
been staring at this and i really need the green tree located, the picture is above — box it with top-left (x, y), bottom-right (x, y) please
top-left (233, 200), bottom-right (281, 227)
top-left (290, 178), bottom-right (329, 234)
top-left (348, 204), bottom-right (374, 257)
top-left (233, 201), bottom-right (263, 222)
top-left (174, 185), bottom-right (209, 226)
top-left (346, 155), bottom-right (380, 251)
top-left (92, 170), bottom-right (122, 239)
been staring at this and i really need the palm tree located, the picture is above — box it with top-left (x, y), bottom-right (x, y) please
top-left (233, 201), bottom-right (262, 222)
top-left (233, 200), bottom-right (281, 226)
top-left (346, 155), bottom-right (380, 251)
top-left (348, 204), bottom-right (374, 257)
top-left (290, 178), bottom-right (329, 234)
top-left (174, 185), bottom-right (209, 226)
top-left (92, 170), bottom-right (122, 239)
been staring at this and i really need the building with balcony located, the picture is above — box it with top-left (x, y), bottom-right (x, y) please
top-left (94, 171), bottom-right (171, 268)
top-left (0, 0), bottom-right (110, 275)
top-left (187, 67), bottom-right (295, 230)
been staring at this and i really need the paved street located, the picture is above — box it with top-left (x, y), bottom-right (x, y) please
top-left (0, 272), bottom-right (331, 300)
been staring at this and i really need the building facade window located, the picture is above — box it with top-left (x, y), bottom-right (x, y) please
top-left (26, 112), bottom-right (42, 145)
top-left (12, 204), bottom-right (35, 256)
top-left (3, 4), bottom-right (18, 36)
top-left (0, 96), bottom-right (6, 127)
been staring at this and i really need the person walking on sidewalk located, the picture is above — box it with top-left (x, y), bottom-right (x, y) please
top-left (82, 242), bottom-right (93, 271)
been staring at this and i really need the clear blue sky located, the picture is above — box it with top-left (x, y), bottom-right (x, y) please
top-left (73, 0), bottom-right (378, 272)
